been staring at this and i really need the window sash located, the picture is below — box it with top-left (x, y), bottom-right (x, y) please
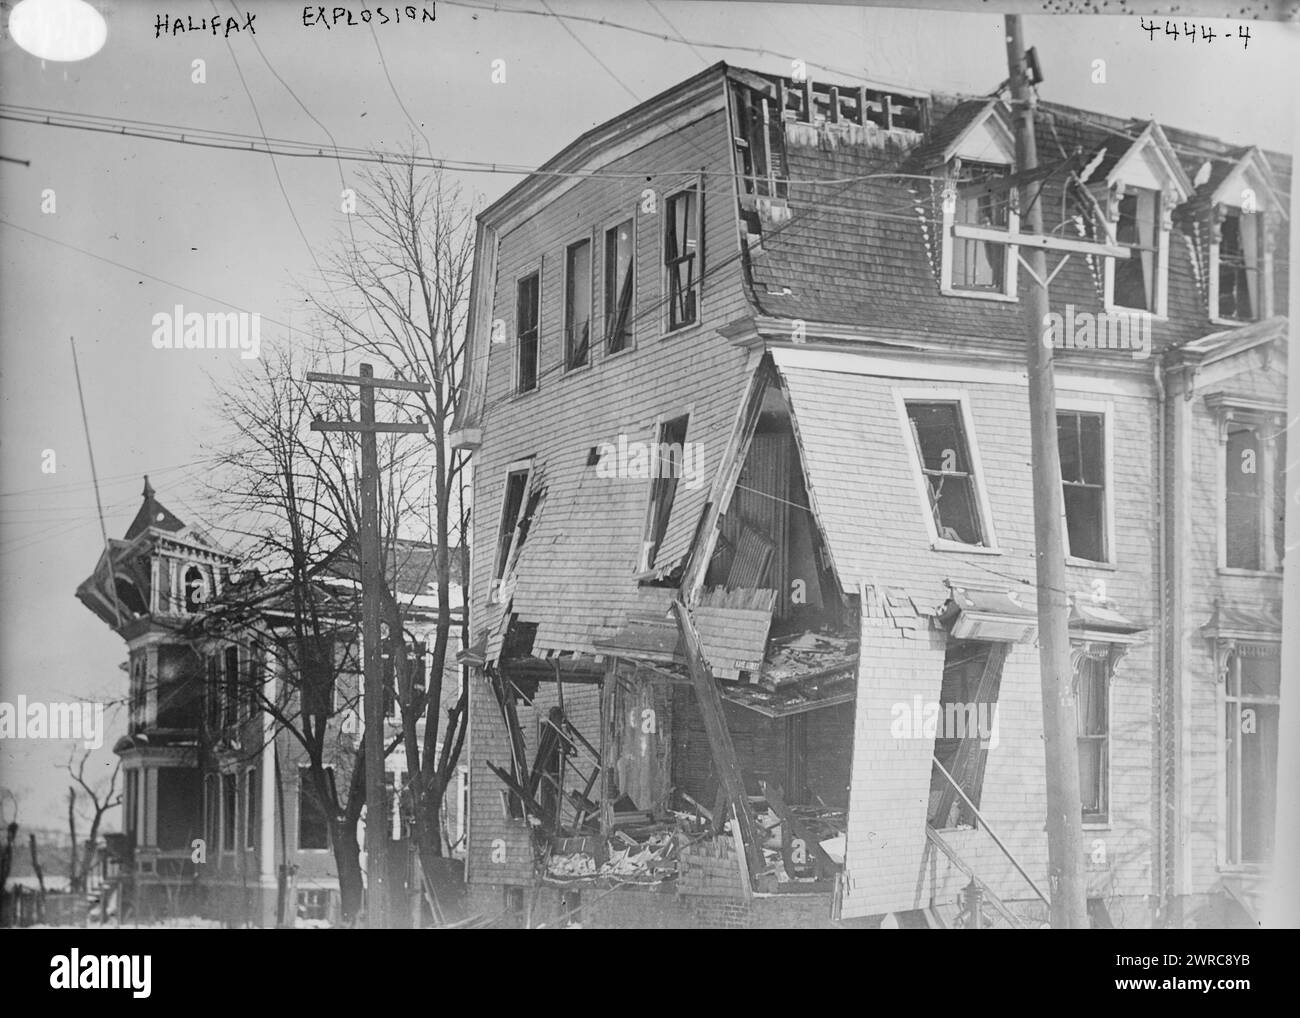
top-left (604, 221), bottom-right (635, 353)
top-left (565, 239), bottom-right (592, 370)
top-left (1058, 411), bottom-right (1107, 562)
top-left (951, 163), bottom-right (1010, 292)
top-left (515, 273), bottom-right (540, 393)
top-left (666, 188), bottom-right (700, 329)
top-left (906, 401), bottom-right (986, 546)
top-left (1074, 653), bottom-right (1110, 820)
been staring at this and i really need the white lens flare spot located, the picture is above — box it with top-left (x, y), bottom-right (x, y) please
top-left (9, 0), bottom-right (107, 62)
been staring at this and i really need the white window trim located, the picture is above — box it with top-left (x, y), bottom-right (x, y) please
top-left (1208, 204), bottom-right (1272, 328)
top-left (892, 387), bottom-right (1000, 554)
top-left (939, 160), bottom-right (1020, 302)
top-left (1215, 640), bottom-right (1282, 871)
top-left (512, 261), bottom-right (543, 397)
top-left (602, 212), bottom-right (637, 356)
top-left (1213, 406), bottom-right (1286, 575)
top-left (635, 406), bottom-right (695, 575)
top-left (562, 232), bottom-right (595, 375)
top-left (1057, 396), bottom-right (1117, 568)
top-left (489, 457), bottom-right (535, 604)
top-left (1072, 642), bottom-right (1114, 827)
top-left (1100, 185), bottom-right (1173, 320)
top-left (661, 177), bottom-right (705, 336)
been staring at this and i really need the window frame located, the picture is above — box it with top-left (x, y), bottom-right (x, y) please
top-left (940, 158), bottom-right (1020, 302)
top-left (893, 388), bottom-right (1000, 554)
top-left (563, 235), bottom-right (594, 373)
top-left (1209, 204), bottom-right (1268, 326)
top-left (602, 214), bottom-right (637, 356)
top-left (1072, 644), bottom-right (1113, 826)
top-left (1217, 640), bottom-right (1281, 869)
top-left (296, 765), bottom-right (331, 853)
top-left (1057, 397), bottom-right (1116, 568)
top-left (513, 264), bottom-right (542, 396)
top-left (489, 458), bottom-right (535, 604)
top-left (1102, 184), bottom-right (1171, 318)
top-left (636, 412), bottom-right (691, 575)
top-left (1212, 402), bottom-right (1286, 576)
top-left (245, 766), bottom-right (259, 852)
top-left (221, 771), bottom-right (237, 854)
top-left (662, 180), bottom-right (704, 334)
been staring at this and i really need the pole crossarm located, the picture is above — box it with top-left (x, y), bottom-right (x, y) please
top-left (306, 370), bottom-right (431, 394)
top-left (955, 154), bottom-right (1079, 202)
top-left (310, 420), bottom-right (429, 434)
top-left (952, 223), bottom-right (1129, 259)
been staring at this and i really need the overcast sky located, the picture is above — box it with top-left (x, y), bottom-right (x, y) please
top-left (1, 0), bottom-right (1295, 829)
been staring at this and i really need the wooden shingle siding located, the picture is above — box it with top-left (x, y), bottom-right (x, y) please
top-left (473, 109), bottom-right (753, 655)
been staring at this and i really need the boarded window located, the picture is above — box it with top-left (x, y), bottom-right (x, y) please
top-left (1225, 424), bottom-right (1263, 570)
top-left (643, 415), bottom-right (689, 570)
top-left (516, 272), bottom-right (540, 393)
top-left (604, 220), bottom-right (635, 353)
top-left (298, 767), bottom-right (330, 850)
top-left (1113, 187), bottom-right (1159, 311)
top-left (666, 187), bottom-right (701, 330)
top-left (906, 401), bottom-right (986, 546)
top-left (1058, 410), bottom-right (1106, 562)
top-left (1075, 651), bottom-right (1110, 821)
top-left (929, 641), bottom-right (1006, 828)
top-left (951, 161), bottom-right (1009, 292)
top-left (1224, 646), bottom-right (1279, 864)
top-left (1218, 209), bottom-right (1259, 321)
top-left (564, 238), bottom-right (592, 371)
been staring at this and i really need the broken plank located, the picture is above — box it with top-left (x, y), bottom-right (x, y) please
top-left (924, 826), bottom-right (1027, 929)
top-left (672, 600), bottom-right (763, 883)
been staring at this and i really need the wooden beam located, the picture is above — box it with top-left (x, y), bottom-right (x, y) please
top-left (952, 223), bottom-right (1130, 259)
top-left (671, 601), bottom-right (763, 883)
top-left (306, 370), bottom-right (431, 393)
top-left (310, 420), bottom-right (429, 434)
top-left (925, 827), bottom-right (1027, 929)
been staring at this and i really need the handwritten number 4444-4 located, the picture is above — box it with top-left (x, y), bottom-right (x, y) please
top-left (1139, 19), bottom-right (1249, 49)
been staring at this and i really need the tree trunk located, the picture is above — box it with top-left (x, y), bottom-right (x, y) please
top-left (330, 816), bottom-right (364, 926)
top-left (67, 789), bottom-right (81, 893)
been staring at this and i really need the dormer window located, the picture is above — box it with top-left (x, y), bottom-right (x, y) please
top-left (1205, 147), bottom-right (1284, 326)
top-left (1085, 123), bottom-right (1191, 318)
top-left (931, 101), bottom-right (1019, 301)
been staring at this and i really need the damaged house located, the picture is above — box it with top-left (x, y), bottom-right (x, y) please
top-left (76, 480), bottom-right (467, 925)
top-left (451, 64), bottom-right (1289, 928)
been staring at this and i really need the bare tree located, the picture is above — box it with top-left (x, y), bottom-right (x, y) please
top-left (312, 154), bottom-right (476, 904)
top-left (198, 342), bottom-right (431, 924)
top-left (62, 750), bottom-right (121, 893)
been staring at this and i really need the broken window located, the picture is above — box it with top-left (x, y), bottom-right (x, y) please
top-left (604, 220), bottom-right (635, 353)
top-left (929, 640), bottom-right (1006, 828)
top-left (1113, 187), bottom-right (1160, 311)
top-left (516, 271), bottom-right (540, 393)
top-left (298, 767), bottom-right (330, 850)
top-left (1074, 649), bottom-right (1110, 822)
top-left (491, 461), bottom-right (533, 602)
top-left (1225, 424), bottom-right (1263, 570)
top-left (665, 186), bottom-right (701, 330)
top-left (564, 238), bottom-right (592, 370)
top-left (1058, 410), bottom-right (1107, 563)
top-left (1224, 645), bottom-right (1279, 865)
top-left (950, 161), bottom-right (1010, 293)
top-left (641, 415), bottom-right (689, 571)
top-left (1217, 209), bottom-right (1259, 322)
top-left (905, 400), bottom-right (987, 547)
top-left (733, 85), bottom-right (788, 200)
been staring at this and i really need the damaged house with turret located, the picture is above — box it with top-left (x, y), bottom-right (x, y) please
top-left (451, 63), bottom-right (1289, 928)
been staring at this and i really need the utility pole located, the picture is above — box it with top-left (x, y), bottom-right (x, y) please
top-left (1004, 14), bottom-right (1089, 929)
top-left (309, 364), bottom-right (429, 929)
